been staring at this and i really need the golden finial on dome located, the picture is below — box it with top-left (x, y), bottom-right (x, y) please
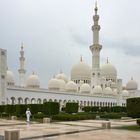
top-left (107, 57), bottom-right (109, 63)
top-left (95, 0), bottom-right (98, 8)
top-left (53, 74), bottom-right (55, 78)
top-left (80, 55), bottom-right (83, 62)
top-left (94, 0), bottom-right (98, 14)
top-left (60, 70), bottom-right (63, 74)
top-left (21, 42), bottom-right (24, 50)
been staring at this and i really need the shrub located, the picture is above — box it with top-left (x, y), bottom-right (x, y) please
top-left (137, 119), bottom-right (140, 125)
top-left (91, 106), bottom-right (99, 112)
top-left (82, 106), bottom-right (92, 112)
top-left (65, 103), bottom-right (78, 114)
top-left (101, 107), bottom-right (110, 113)
top-left (127, 98), bottom-right (140, 118)
top-left (43, 102), bottom-right (59, 116)
top-left (34, 112), bottom-right (45, 119)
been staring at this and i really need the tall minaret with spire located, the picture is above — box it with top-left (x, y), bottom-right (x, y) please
top-left (90, 0), bottom-right (102, 89)
top-left (18, 44), bottom-right (26, 87)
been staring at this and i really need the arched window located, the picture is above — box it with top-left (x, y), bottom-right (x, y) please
top-left (37, 98), bottom-right (42, 104)
top-left (11, 97), bottom-right (16, 105)
top-left (25, 98), bottom-right (30, 104)
top-left (43, 99), bottom-right (47, 103)
top-left (18, 97), bottom-right (23, 104)
top-left (31, 98), bottom-right (36, 104)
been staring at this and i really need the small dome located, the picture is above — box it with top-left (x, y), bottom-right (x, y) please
top-left (122, 90), bottom-right (129, 97)
top-left (104, 87), bottom-right (112, 95)
top-left (126, 78), bottom-right (138, 90)
top-left (71, 57), bottom-right (91, 82)
top-left (58, 79), bottom-right (66, 91)
top-left (101, 60), bottom-right (117, 79)
top-left (48, 78), bottom-right (60, 90)
top-left (56, 73), bottom-right (68, 83)
top-left (7, 70), bottom-right (15, 86)
top-left (66, 81), bottom-right (77, 92)
top-left (80, 83), bottom-right (90, 94)
top-left (27, 72), bottom-right (40, 88)
top-left (93, 85), bottom-right (103, 94)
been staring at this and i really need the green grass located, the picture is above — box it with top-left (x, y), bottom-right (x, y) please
top-left (117, 125), bottom-right (140, 131)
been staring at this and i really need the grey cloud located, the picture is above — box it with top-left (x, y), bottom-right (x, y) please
top-left (102, 39), bottom-right (140, 57)
top-left (72, 33), bottom-right (89, 46)
top-left (123, 44), bottom-right (140, 56)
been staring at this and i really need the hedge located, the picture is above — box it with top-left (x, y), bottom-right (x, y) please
top-left (16, 104), bottom-right (29, 117)
top-left (65, 103), bottom-right (78, 114)
top-left (82, 106), bottom-right (126, 113)
top-left (5, 105), bottom-right (16, 115)
top-left (82, 106), bottom-right (92, 112)
top-left (100, 113), bottom-right (127, 119)
top-left (43, 102), bottom-right (59, 116)
top-left (127, 98), bottom-right (140, 118)
top-left (29, 104), bottom-right (44, 114)
top-left (0, 105), bottom-right (5, 113)
top-left (101, 107), bottom-right (110, 112)
top-left (137, 119), bottom-right (140, 125)
top-left (52, 113), bottom-right (96, 121)
top-left (111, 106), bottom-right (126, 113)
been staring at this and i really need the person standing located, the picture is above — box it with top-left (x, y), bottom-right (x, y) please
top-left (26, 108), bottom-right (31, 123)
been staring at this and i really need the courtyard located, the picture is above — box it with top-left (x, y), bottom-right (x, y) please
top-left (0, 119), bottom-right (139, 140)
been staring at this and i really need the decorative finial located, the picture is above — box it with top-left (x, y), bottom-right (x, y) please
top-left (60, 70), bottom-right (62, 74)
top-left (32, 71), bottom-right (35, 75)
top-left (95, 0), bottom-right (98, 14)
top-left (131, 77), bottom-right (133, 80)
top-left (53, 74), bottom-right (55, 78)
top-left (80, 55), bottom-right (83, 62)
top-left (95, 0), bottom-right (97, 8)
top-left (21, 42), bottom-right (24, 50)
top-left (107, 57), bottom-right (109, 63)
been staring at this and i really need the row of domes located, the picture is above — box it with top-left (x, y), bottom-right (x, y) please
top-left (7, 67), bottom-right (138, 91)
top-left (7, 68), bottom-right (131, 96)
top-left (48, 76), bottom-right (118, 95)
top-left (7, 55), bottom-right (138, 91)
top-left (7, 70), bottom-right (40, 88)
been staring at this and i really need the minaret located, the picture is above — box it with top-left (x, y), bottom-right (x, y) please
top-left (18, 44), bottom-right (26, 87)
top-left (90, 1), bottom-right (102, 89)
top-left (0, 49), bottom-right (7, 104)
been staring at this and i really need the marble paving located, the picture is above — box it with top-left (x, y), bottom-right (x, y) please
top-left (0, 119), bottom-right (139, 140)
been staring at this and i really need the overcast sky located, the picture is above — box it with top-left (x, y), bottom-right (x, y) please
top-left (0, 0), bottom-right (140, 88)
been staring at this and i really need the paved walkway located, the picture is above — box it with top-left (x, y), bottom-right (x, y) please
top-left (0, 119), bottom-right (139, 140)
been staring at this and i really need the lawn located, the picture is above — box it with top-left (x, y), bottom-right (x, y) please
top-left (117, 125), bottom-right (140, 131)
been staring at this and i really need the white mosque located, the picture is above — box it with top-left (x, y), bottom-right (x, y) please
top-left (0, 3), bottom-right (139, 108)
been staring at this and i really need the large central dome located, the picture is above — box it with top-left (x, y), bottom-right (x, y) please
top-left (71, 57), bottom-right (91, 84)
